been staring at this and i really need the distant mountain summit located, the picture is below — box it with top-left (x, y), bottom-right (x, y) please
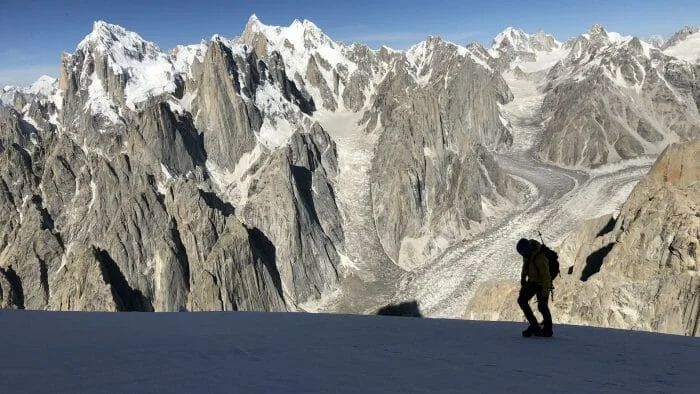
top-left (662, 26), bottom-right (700, 49)
top-left (487, 27), bottom-right (562, 71)
top-left (662, 26), bottom-right (700, 62)
top-left (490, 27), bottom-right (561, 56)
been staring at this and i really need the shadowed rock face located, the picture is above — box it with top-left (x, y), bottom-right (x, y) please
top-left (0, 21), bottom-right (338, 311)
top-left (0, 105), bottom-right (290, 312)
top-left (466, 140), bottom-right (700, 336)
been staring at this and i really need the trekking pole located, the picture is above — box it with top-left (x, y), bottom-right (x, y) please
top-left (537, 230), bottom-right (545, 244)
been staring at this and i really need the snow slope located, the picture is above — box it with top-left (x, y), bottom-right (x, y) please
top-left (664, 31), bottom-right (700, 62)
top-left (516, 47), bottom-right (569, 72)
top-left (0, 311), bottom-right (697, 393)
top-left (27, 75), bottom-right (57, 96)
top-left (79, 21), bottom-right (177, 110)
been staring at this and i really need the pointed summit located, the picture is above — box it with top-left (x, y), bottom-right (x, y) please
top-left (92, 20), bottom-right (121, 34)
top-left (492, 27), bottom-right (528, 48)
top-left (590, 23), bottom-right (606, 35)
top-left (287, 17), bottom-right (329, 46)
top-left (69, 20), bottom-right (176, 111)
top-left (585, 23), bottom-right (633, 45)
top-left (530, 30), bottom-right (561, 51)
top-left (28, 75), bottom-right (57, 96)
top-left (240, 16), bottom-right (334, 55)
top-left (244, 14), bottom-right (265, 34)
top-left (83, 21), bottom-right (137, 45)
top-left (77, 20), bottom-right (163, 60)
top-left (490, 27), bottom-right (560, 55)
top-left (241, 14), bottom-right (272, 55)
top-left (588, 23), bottom-right (609, 42)
top-left (294, 18), bottom-right (323, 35)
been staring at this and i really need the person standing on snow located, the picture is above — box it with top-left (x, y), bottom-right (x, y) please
top-left (516, 238), bottom-right (553, 337)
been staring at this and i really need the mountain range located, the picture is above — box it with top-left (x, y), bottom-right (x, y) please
top-left (0, 17), bottom-right (698, 336)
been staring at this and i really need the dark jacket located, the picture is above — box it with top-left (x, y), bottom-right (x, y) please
top-left (521, 241), bottom-right (551, 294)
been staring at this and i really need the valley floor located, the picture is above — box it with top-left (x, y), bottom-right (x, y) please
top-left (0, 311), bottom-right (697, 393)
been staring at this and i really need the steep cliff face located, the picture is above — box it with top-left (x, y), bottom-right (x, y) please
top-left (0, 21), bottom-right (344, 311)
top-left (235, 18), bottom-right (522, 271)
top-left (466, 139), bottom-right (700, 336)
top-left (0, 16), bottom-right (524, 311)
top-left (368, 38), bottom-right (519, 269)
top-left (191, 39), bottom-right (260, 168)
top-left (0, 109), bottom-right (288, 311)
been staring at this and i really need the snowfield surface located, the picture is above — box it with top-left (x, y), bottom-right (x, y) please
top-left (664, 31), bottom-right (700, 63)
top-left (27, 75), bottom-right (57, 96)
top-left (516, 47), bottom-right (569, 72)
top-left (0, 311), bottom-right (697, 393)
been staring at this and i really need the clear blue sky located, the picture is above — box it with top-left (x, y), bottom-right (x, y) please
top-left (1, 0), bottom-right (698, 86)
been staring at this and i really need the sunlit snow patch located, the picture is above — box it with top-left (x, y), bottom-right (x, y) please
top-left (664, 31), bottom-right (700, 63)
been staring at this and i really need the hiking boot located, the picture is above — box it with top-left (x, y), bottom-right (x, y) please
top-left (540, 327), bottom-right (553, 337)
top-left (522, 325), bottom-right (542, 337)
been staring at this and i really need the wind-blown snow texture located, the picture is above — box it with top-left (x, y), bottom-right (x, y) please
top-left (0, 311), bottom-right (697, 393)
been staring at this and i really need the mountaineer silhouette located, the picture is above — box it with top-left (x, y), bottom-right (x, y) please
top-left (516, 238), bottom-right (554, 337)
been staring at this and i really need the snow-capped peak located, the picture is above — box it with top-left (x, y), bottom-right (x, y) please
top-left (589, 23), bottom-right (607, 39)
top-left (244, 14), bottom-right (264, 34)
top-left (28, 75), bottom-right (57, 96)
top-left (490, 27), bottom-right (561, 57)
top-left (663, 26), bottom-right (700, 49)
top-left (408, 36), bottom-right (493, 77)
top-left (0, 74), bottom-right (57, 106)
top-left (643, 34), bottom-right (666, 48)
top-left (583, 23), bottom-right (632, 45)
top-left (242, 14), bottom-right (335, 53)
top-left (248, 13), bottom-right (261, 24)
top-left (74, 20), bottom-right (177, 111)
top-left (239, 15), bottom-right (358, 96)
top-left (290, 18), bottom-right (323, 35)
top-left (663, 27), bottom-right (700, 63)
top-left (78, 20), bottom-right (162, 60)
top-left (531, 30), bottom-right (561, 47)
top-left (492, 27), bottom-right (529, 51)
